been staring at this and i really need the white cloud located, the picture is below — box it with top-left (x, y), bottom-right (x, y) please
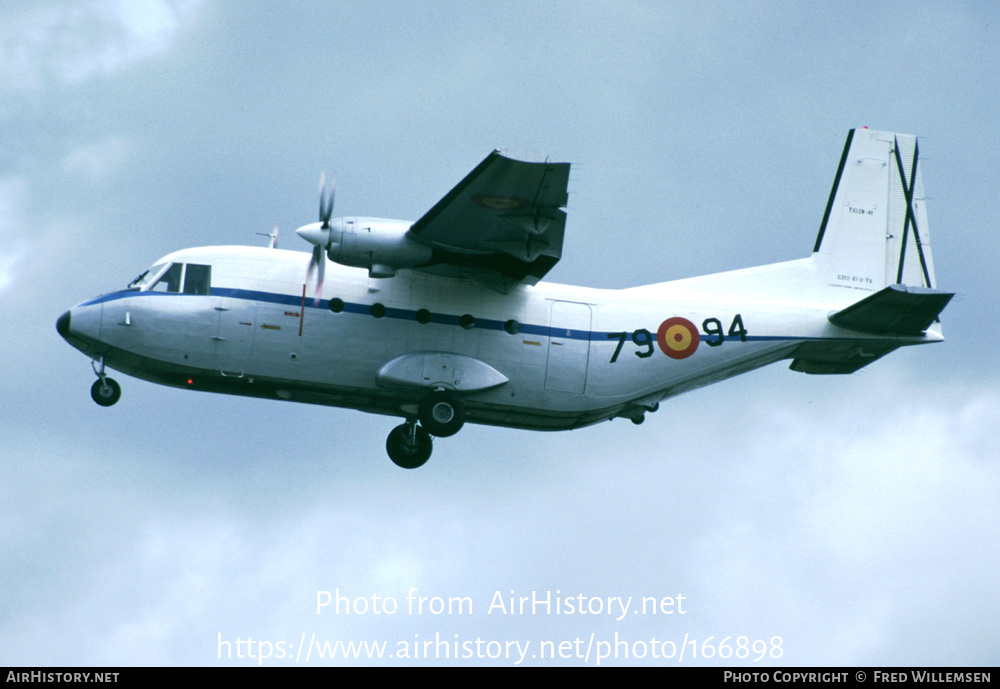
top-left (0, 252), bottom-right (24, 296)
top-left (61, 137), bottom-right (132, 181)
top-left (0, 179), bottom-right (31, 295)
top-left (0, 0), bottom-right (201, 92)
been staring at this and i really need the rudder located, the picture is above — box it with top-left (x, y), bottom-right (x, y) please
top-left (813, 128), bottom-right (937, 294)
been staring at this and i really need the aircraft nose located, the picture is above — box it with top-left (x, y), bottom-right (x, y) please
top-left (56, 310), bottom-right (71, 339)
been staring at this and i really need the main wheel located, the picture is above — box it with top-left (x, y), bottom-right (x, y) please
top-left (91, 377), bottom-right (121, 407)
top-left (417, 389), bottom-right (465, 438)
top-left (386, 424), bottom-right (433, 469)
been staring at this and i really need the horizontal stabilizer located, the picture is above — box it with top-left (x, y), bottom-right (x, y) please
top-left (789, 342), bottom-right (899, 375)
top-left (829, 284), bottom-right (954, 336)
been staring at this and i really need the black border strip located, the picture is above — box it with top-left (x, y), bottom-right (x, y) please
top-left (893, 137), bottom-right (933, 288)
top-left (813, 128), bottom-right (855, 253)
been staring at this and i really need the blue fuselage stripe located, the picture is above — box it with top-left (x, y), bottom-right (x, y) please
top-left (79, 288), bottom-right (834, 345)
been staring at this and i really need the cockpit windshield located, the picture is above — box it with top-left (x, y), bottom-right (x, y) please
top-left (128, 263), bottom-right (169, 290)
top-left (126, 262), bottom-right (211, 295)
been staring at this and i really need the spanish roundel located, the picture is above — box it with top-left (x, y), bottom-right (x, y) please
top-left (657, 317), bottom-right (700, 359)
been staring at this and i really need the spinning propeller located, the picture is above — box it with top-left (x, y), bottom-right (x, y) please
top-left (256, 223), bottom-right (279, 248)
top-left (299, 173), bottom-right (336, 303)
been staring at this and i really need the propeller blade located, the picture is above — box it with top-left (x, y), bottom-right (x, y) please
top-left (319, 173), bottom-right (336, 228)
top-left (315, 249), bottom-right (325, 304)
top-left (255, 223), bottom-right (279, 249)
top-left (306, 244), bottom-right (325, 305)
top-left (319, 172), bottom-right (327, 224)
top-left (306, 170), bottom-right (336, 304)
top-left (307, 244), bottom-right (320, 279)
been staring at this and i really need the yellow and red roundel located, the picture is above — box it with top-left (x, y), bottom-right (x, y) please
top-left (657, 317), bottom-right (700, 359)
top-left (471, 194), bottom-right (531, 211)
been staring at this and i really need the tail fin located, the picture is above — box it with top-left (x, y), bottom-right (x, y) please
top-left (813, 128), bottom-right (937, 294)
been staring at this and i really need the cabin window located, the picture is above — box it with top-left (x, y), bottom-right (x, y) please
top-left (149, 263), bottom-right (183, 293)
top-left (184, 264), bottom-right (212, 295)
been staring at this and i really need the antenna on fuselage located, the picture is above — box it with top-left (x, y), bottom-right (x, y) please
top-left (256, 223), bottom-right (279, 248)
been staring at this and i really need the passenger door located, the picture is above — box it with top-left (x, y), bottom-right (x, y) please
top-left (544, 300), bottom-right (591, 393)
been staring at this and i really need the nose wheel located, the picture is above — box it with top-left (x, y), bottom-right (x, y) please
top-left (90, 377), bottom-right (121, 407)
top-left (90, 357), bottom-right (121, 407)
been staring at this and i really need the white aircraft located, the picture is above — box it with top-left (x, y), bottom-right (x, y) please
top-left (58, 128), bottom-right (952, 468)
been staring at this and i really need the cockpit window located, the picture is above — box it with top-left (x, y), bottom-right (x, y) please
top-left (149, 263), bottom-right (183, 293)
top-left (132, 262), bottom-right (211, 294)
top-left (183, 264), bottom-right (211, 295)
top-left (129, 263), bottom-right (167, 290)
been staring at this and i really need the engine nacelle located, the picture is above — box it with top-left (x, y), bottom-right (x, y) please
top-left (326, 217), bottom-right (433, 278)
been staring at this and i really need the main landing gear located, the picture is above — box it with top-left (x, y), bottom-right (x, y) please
top-left (385, 388), bottom-right (465, 469)
top-left (90, 357), bottom-right (121, 407)
top-left (386, 421), bottom-right (433, 469)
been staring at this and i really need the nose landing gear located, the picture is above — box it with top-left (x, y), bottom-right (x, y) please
top-left (90, 357), bottom-right (121, 407)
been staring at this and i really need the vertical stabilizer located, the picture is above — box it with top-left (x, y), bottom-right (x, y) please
top-left (813, 129), bottom-right (935, 294)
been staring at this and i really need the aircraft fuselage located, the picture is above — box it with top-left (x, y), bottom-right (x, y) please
top-left (58, 244), bottom-right (933, 433)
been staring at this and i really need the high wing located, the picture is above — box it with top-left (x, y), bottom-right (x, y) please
top-left (407, 151), bottom-right (570, 293)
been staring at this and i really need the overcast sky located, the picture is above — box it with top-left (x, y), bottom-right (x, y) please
top-left (2, 0), bottom-right (997, 667)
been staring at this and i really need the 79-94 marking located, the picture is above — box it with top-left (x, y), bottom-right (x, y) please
top-left (607, 314), bottom-right (747, 363)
